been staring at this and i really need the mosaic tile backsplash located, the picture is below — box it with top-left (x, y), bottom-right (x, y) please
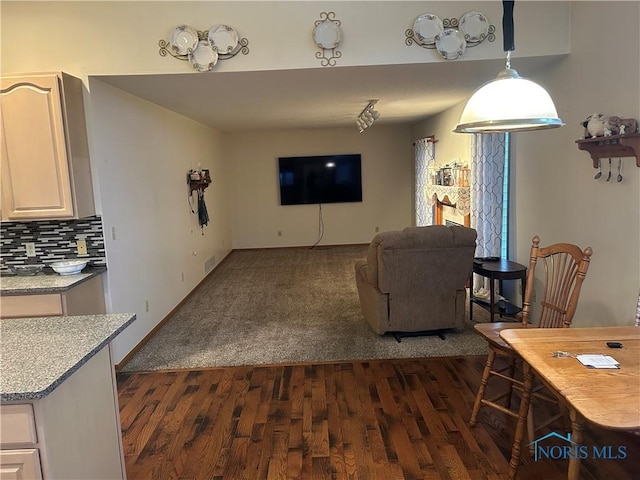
top-left (0, 216), bottom-right (106, 274)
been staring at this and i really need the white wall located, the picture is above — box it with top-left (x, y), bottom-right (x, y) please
top-left (412, 102), bottom-right (472, 167)
top-left (514, 1), bottom-right (639, 326)
top-left (411, 2), bottom-right (640, 327)
top-left (225, 125), bottom-right (413, 248)
top-left (87, 80), bottom-right (232, 361)
top-left (0, 1), bottom-right (569, 75)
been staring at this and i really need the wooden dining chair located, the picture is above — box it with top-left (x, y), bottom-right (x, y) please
top-left (469, 235), bottom-right (592, 476)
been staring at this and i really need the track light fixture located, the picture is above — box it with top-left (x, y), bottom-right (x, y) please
top-left (356, 100), bottom-right (380, 133)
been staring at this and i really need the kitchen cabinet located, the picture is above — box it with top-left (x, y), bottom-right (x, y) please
top-left (0, 314), bottom-right (136, 480)
top-left (0, 405), bottom-right (42, 479)
top-left (0, 274), bottom-right (105, 319)
top-left (0, 72), bottom-right (95, 221)
top-left (0, 449), bottom-right (42, 479)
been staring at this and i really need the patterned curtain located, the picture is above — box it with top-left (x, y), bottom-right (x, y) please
top-left (415, 137), bottom-right (435, 226)
top-left (471, 133), bottom-right (506, 292)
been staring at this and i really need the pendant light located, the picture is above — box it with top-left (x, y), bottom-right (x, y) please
top-left (454, 1), bottom-right (564, 133)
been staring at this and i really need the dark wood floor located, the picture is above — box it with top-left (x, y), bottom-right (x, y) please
top-left (117, 356), bottom-right (640, 480)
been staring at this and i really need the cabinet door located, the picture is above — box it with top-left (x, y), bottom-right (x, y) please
top-left (1, 74), bottom-right (74, 220)
top-left (0, 449), bottom-right (42, 480)
top-left (0, 405), bottom-right (37, 446)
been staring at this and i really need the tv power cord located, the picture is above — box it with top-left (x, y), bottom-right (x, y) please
top-left (310, 203), bottom-right (325, 249)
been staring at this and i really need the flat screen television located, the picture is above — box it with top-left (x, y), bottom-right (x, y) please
top-left (278, 154), bottom-right (362, 205)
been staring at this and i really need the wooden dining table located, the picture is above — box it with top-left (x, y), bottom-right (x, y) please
top-left (500, 325), bottom-right (640, 480)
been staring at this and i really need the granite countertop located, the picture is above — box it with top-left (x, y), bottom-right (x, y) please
top-left (0, 313), bottom-right (135, 402)
top-left (0, 267), bottom-right (107, 296)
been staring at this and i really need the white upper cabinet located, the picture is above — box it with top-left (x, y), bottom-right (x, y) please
top-left (0, 72), bottom-right (95, 221)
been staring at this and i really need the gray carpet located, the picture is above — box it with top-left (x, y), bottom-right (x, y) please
top-left (122, 245), bottom-right (489, 372)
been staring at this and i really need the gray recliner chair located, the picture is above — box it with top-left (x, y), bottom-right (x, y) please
top-left (354, 225), bottom-right (477, 339)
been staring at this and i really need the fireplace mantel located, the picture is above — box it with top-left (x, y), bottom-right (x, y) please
top-left (424, 185), bottom-right (471, 227)
top-left (425, 185), bottom-right (470, 216)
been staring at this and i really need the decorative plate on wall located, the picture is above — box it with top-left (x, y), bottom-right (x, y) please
top-left (412, 13), bottom-right (444, 45)
top-left (459, 11), bottom-right (489, 42)
top-left (406, 11), bottom-right (494, 59)
top-left (313, 18), bottom-right (342, 49)
top-left (160, 24), bottom-right (250, 71)
top-left (207, 24), bottom-right (239, 54)
top-left (435, 28), bottom-right (467, 60)
top-left (170, 25), bottom-right (199, 55)
top-left (189, 40), bottom-right (218, 72)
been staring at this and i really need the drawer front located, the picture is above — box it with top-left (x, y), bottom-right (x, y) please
top-left (0, 294), bottom-right (63, 318)
top-left (0, 449), bottom-right (42, 480)
top-left (0, 405), bottom-right (37, 446)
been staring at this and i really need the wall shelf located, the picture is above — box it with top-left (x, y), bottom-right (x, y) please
top-left (575, 133), bottom-right (640, 168)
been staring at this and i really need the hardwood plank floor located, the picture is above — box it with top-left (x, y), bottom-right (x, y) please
top-left (117, 356), bottom-right (640, 480)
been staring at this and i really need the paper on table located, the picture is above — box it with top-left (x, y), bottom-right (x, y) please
top-left (576, 354), bottom-right (620, 369)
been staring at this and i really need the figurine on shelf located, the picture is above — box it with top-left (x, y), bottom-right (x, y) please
top-left (581, 113), bottom-right (638, 138)
top-left (616, 118), bottom-right (638, 135)
top-left (603, 115), bottom-right (622, 136)
top-left (582, 113), bottom-right (606, 138)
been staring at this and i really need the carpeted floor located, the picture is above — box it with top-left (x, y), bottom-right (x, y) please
top-left (121, 245), bottom-right (489, 371)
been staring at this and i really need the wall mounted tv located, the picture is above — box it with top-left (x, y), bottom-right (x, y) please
top-left (278, 154), bottom-right (362, 206)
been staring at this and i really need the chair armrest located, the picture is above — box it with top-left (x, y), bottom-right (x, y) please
top-left (355, 258), bottom-right (367, 270)
top-left (354, 259), bottom-right (369, 284)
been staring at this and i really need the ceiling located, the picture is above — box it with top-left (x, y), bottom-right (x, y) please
top-left (95, 55), bottom-right (564, 133)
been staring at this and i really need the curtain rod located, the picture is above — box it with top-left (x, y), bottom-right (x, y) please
top-left (412, 135), bottom-right (437, 146)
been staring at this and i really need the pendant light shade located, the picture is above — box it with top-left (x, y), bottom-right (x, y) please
top-left (454, 67), bottom-right (564, 133)
top-left (454, 1), bottom-right (564, 133)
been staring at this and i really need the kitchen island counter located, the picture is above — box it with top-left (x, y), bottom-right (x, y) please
top-left (0, 313), bottom-right (134, 479)
top-left (0, 313), bottom-right (134, 401)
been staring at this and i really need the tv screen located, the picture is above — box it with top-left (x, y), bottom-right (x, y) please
top-left (278, 154), bottom-right (362, 205)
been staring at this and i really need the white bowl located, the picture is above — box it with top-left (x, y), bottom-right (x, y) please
top-left (50, 260), bottom-right (88, 276)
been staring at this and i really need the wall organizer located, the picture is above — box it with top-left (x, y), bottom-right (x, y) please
top-left (187, 169), bottom-right (211, 194)
top-left (313, 12), bottom-right (342, 66)
top-left (405, 11), bottom-right (495, 60)
top-left (187, 169), bottom-right (211, 233)
top-left (159, 24), bottom-right (249, 72)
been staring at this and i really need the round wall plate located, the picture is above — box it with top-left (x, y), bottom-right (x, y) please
top-left (208, 24), bottom-right (239, 54)
top-left (313, 19), bottom-right (342, 49)
top-left (435, 28), bottom-right (467, 60)
top-left (412, 13), bottom-right (443, 45)
top-left (459, 11), bottom-right (489, 42)
top-left (189, 40), bottom-right (219, 72)
top-left (170, 25), bottom-right (198, 55)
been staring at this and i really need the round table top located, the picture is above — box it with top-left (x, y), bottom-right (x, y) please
top-left (473, 258), bottom-right (527, 277)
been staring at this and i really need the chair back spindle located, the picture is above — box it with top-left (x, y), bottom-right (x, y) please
top-left (521, 236), bottom-right (592, 329)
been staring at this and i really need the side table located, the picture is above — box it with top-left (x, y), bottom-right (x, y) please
top-left (470, 258), bottom-right (527, 322)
